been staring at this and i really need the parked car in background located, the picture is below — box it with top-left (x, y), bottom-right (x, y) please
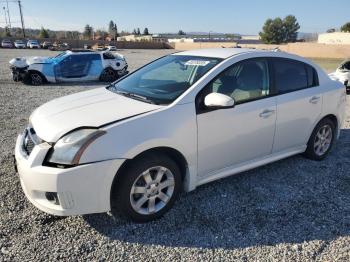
top-left (27, 40), bottom-right (40, 49)
top-left (1, 39), bottom-right (13, 48)
top-left (14, 40), bottom-right (26, 49)
top-left (329, 58), bottom-right (350, 94)
top-left (9, 50), bottom-right (128, 85)
top-left (106, 45), bottom-right (117, 51)
top-left (49, 42), bottom-right (70, 51)
top-left (41, 41), bottom-right (53, 49)
top-left (14, 48), bottom-right (346, 222)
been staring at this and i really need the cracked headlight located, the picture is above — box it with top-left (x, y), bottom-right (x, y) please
top-left (46, 129), bottom-right (106, 166)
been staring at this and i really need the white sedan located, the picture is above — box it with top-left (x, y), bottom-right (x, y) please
top-left (15, 48), bottom-right (347, 222)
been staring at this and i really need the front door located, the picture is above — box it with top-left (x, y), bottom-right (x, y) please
top-left (55, 54), bottom-right (94, 81)
top-left (196, 58), bottom-right (277, 177)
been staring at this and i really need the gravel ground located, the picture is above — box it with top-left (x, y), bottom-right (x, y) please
top-left (0, 49), bottom-right (350, 261)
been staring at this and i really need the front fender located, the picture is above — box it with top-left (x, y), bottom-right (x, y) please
top-left (79, 103), bottom-right (198, 190)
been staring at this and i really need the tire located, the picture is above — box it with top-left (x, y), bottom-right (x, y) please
top-left (100, 68), bottom-right (118, 82)
top-left (304, 118), bottom-right (336, 161)
top-left (111, 153), bottom-right (182, 223)
top-left (23, 71), bottom-right (44, 86)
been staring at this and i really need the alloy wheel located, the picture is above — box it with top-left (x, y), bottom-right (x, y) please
top-left (130, 166), bottom-right (175, 215)
top-left (314, 124), bottom-right (333, 156)
top-left (30, 73), bottom-right (43, 85)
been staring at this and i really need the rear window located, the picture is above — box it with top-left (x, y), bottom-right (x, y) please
top-left (273, 58), bottom-right (318, 94)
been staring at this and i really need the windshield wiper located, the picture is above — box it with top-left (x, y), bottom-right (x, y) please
top-left (115, 90), bottom-right (156, 104)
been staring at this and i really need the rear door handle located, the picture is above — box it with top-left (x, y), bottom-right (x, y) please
top-left (309, 96), bottom-right (320, 104)
top-left (259, 109), bottom-right (275, 118)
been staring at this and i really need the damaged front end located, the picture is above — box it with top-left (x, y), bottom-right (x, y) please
top-left (9, 57), bottom-right (29, 82)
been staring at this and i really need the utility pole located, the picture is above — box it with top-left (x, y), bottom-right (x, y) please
top-left (18, 0), bottom-right (25, 38)
top-left (6, 0), bottom-right (10, 28)
top-left (3, 6), bottom-right (8, 27)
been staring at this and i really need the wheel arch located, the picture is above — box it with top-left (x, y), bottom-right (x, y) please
top-left (309, 114), bottom-right (339, 142)
top-left (110, 146), bottom-right (190, 199)
top-left (321, 114), bottom-right (338, 129)
top-left (27, 69), bottom-right (48, 83)
top-left (99, 66), bottom-right (117, 81)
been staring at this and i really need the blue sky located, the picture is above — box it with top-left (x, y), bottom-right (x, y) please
top-left (1, 0), bottom-right (349, 34)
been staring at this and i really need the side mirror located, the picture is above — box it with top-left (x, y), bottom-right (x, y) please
top-left (204, 93), bottom-right (235, 109)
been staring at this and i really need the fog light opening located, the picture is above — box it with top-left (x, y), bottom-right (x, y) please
top-left (45, 192), bottom-right (60, 205)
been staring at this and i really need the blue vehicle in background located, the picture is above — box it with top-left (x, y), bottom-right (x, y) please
top-left (9, 50), bottom-right (128, 85)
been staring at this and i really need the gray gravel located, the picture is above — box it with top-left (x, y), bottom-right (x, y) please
top-left (1, 48), bottom-right (350, 261)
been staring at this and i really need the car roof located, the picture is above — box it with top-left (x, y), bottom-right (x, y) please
top-left (174, 48), bottom-right (261, 59)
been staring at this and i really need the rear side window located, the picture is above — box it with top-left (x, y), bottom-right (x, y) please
top-left (103, 52), bottom-right (115, 60)
top-left (273, 58), bottom-right (318, 94)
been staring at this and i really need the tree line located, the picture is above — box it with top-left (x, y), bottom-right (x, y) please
top-left (260, 16), bottom-right (350, 44)
top-left (2, 17), bottom-right (350, 42)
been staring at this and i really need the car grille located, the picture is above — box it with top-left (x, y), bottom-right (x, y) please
top-left (22, 128), bottom-right (37, 156)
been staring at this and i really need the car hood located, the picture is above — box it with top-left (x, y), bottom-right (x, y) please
top-left (30, 88), bottom-right (162, 142)
top-left (26, 56), bottom-right (52, 64)
top-left (9, 56), bottom-right (53, 67)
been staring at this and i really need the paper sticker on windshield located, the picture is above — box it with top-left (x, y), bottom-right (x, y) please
top-left (184, 60), bottom-right (210, 66)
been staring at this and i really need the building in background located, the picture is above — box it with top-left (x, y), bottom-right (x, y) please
top-left (318, 32), bottom-right (350, 45)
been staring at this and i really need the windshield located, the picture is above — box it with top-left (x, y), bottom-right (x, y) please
top-left (108, 55), bottom-right (222, 105)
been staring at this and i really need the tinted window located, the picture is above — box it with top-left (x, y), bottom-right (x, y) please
top-left (103, 52), bottom-right (115, 59)
top-left (273, 59), bottom-right (309, 93)
top-left (305, 64), bottom-right (319, 87)
top-left (205, 58), bottom-right (270, 104)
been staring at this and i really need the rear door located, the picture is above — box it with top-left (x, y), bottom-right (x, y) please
top-left (271, 58), bottom-right (322, 153)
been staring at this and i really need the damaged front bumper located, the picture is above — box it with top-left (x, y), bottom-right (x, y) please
top-left (10, 66), bottom-right (29, 82)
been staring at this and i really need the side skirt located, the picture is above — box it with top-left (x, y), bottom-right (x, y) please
top-left (196, 145), bottom-right (307, 187)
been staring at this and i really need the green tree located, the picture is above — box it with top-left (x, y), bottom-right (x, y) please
top-left (143, 28), bottom-right (149, 35)
top-left (260, 15), bottom-right (300, 44)
top-left (39, 27), bottom-right (49, 38)
top-left (178, 30), bottom-right (186, 35)
top-left (341, 22), bottom-right (350, 32)
top-left (83, 24), bottom-right (93, 40)
top-left (259, 18), bottom-right (285, 44)
top-left (109, 20), bottom-right (114, 34)
top-left (283, 15), bottom-right (300, 42)
top-left (132, 28), bottom-right (137, 35)
top-left (108, 20), bottom-right (118, 40)
top-left (136, 28), bottom-right (141, 35)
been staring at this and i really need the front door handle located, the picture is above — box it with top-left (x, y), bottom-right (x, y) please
top-left (309, 96), bottom-right (320, 104)
top-left (259, 109), bottom-right (275, 118)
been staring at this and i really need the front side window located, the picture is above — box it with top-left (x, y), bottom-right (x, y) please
top-left (204, 58), bottom-right (270, 104)
top-left (108, 55), bottom-right (222, 105)
top-left (273, 58), bottom-right (310, 93)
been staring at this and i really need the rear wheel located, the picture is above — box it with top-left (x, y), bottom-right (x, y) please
top-left (23, 71), bottom-right (44, 86)
top-left (111, 153), bottom-right (182, 222)
top-left (100, 68), bottom-right (118, 82)
top-left (304, 118), bottom-right (335, 160)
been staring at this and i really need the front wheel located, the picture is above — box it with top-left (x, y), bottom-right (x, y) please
top-left (304, 118), bottom-right (335, 160)
top-left (23, 72), bottom-right (44, 86)
top-left (111, 153), bottom-right (182, 222)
